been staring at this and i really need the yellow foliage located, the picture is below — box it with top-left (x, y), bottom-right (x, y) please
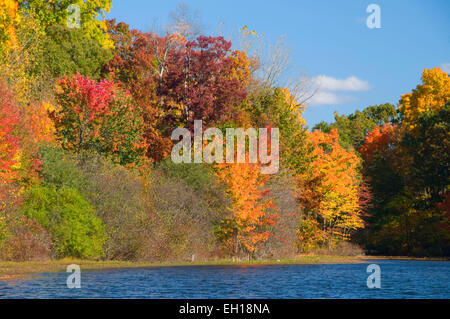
top-left (399, 67), bottom-right (450, 131)
top-left (0, 0), bottom-right (20, 52)
top-left (279, 87), bottom-right (306, 126)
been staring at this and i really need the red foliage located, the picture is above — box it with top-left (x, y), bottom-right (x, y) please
top-left (159, 36), bottom-right (247, 131)
top-left (57, 73), bottom-right (115, 120)
top-left (0, 81), bottom-right (20, 185)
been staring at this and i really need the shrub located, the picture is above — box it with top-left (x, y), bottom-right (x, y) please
top-left (76, 152), bottom-right (151, 260)
top-left (0, 185), bottom-right (51, 261)
top-left (22, 185), bottom-right (107, 259)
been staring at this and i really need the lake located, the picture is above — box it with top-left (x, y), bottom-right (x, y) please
top-left (0, 260), bottom-right (449, 298)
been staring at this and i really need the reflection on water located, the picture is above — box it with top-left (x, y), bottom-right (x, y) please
top-left (0, 260), bottom-right (449, 299)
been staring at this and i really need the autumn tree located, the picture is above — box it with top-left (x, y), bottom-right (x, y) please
top-left (40, 24), bottom-right (112, 80)
top-left (51, 73), bottom-right (145, 165)
top-left (0, 0), bottom-right (19, 54)
top-left (18, 0), bottom-right (113, 48)
top-left (297, 129), bottom-right (366, 249)
top-left (399, 67), bottom-right (450, 131)
top-left (104, 25), bottom-right (249, 162)
top-left (313, 103), bottom-right (397, 149)
top-left (216, 157), bottom-right (277, 255)
top-left (158, 36), bottom-right (247, 131)
top-left (0, 80), bottom-right (20, 186)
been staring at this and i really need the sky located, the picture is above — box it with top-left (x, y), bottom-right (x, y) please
top-left (106, 0), bottom-right (450, 128)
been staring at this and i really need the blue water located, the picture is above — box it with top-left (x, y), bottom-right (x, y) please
top-left (0, 260), bottom-right (448, 298)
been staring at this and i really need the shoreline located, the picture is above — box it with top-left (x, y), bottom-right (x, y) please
top-left (0, 255), bottom-right (448, 281)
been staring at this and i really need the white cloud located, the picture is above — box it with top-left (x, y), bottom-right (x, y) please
top-left (441, 62), bottom-right (450, 74)
top-left (307, 75), bottom-right (370, 106)
top-left (312, 75), bottom-right (370, 91)
top-left (308, 91), bottom-right (356, 106)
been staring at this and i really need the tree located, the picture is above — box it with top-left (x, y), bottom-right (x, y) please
top-left (22, 185), bottom-right (107, 259)
top-left (401, 102), bottom-right (450, 208)
top-left (40, 24), bottom-right (112, 79)
top-left (168, 2), bottom-right (203, 41)
top-left (296, 129), bottom-right (365, 249)
top-left (158, 36), bottom-right (247, 131)
top-left (358, 102), bottom-right (450, 256)
top-left (103, 23), bottom-right (183, 162)
top-left (237, 87), bottom-right (309, 174)
top-left (313, 103), bottom-right (397, 149)
top-left (0, 0), bottom-right (19, 54)
top-left (104, 29), bottom-right (248, 162)
top-left (51, 73), bottom-right (145, 165)
top-left (399, 67), bottom-right (450, 131)
top-left (216, 156), bottom-right (277, 255)
top-left (0, 80), bottom-right (20, 186)
top-left (18, 0), bottom-right (113, 48)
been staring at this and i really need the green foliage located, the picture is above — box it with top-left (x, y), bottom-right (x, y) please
top-left (0, 215), bottom-right (7, 248)
top-left (238, 87), bottom-right (309, 174)
top-left (157, 159), bottom-right (218, 193)
top-left (358, 102), bottom-right (450, 256)
top-left (41, 25), bottom-right (112, 79)
top-left (75, 152), bottom-right (151, 260)
top-left (314, 103), bottom-right (397, 149)
top-left (22, 185), bottom-right (107, 259)
top-left (401, 101), bottom-right (450, 205)
top-left (38, 145), bottom-right (87, 190)
top-left (19, 0), bottom-right (113, 48)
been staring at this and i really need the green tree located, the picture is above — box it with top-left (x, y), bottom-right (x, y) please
top-left (41, 24), bottom-right (112, 79)
top-left (22, 185), bottom-right (107, 259)
top-left (18, 0), bottom-right (113, 48)
top-left (314, 103), bottom-right (397, 149)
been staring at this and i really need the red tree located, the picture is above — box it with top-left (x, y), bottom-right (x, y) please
top-left (159, 36), bottom-right (247, 131)
top-left (0, 81), bottom-right (20, 185)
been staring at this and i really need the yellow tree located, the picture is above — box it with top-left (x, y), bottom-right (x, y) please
top-left (17, 0), bottom-right (113, 48)
top-left (0, 0), bottom-right (20, 54)
top-left (399, 67), bottom-right (450, 131)
top-left (297, 129), bottom-right (364, 248)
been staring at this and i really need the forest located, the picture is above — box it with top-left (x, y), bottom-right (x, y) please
top-left (0, 0), bottom-right (449, 262)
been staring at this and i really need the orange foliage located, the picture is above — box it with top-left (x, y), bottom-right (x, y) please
top-left (216, 155), bottom-right (277, 253)
top-left (297, 129), bottom-right (365, 241)
top-left (359, 123), bottom-right (396, 163)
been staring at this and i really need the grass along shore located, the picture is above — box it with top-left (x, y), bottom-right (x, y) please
top-left (0, 255), bottom-right (368, 281)
top-left (1, 255), bottom-right (448, 281)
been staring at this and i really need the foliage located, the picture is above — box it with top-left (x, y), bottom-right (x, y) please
top-left (18, 0), bottom-right (113, 48)
top-left (216, 157), bottom-right (277, 255)
top-left (158, 36), bottom-right (247, 131)
top-left (313, 103), bottom-right (397, 149)
top-left (358, 102), bottom-right (450, 256)
top-left (296, 129), bottom-right (366, 249)
top-left (0, 80), bottom-right (20, 185)
top-left (399, 67), bottom-right (450, 131)
top-left (22, 184), bottom-right (107, 259)
top-left (52, 73), bottom-right (145, 165)
top-left (0, 0), bottom-right (19, 53)
top-left (40, 24), bottom-right (112, 79)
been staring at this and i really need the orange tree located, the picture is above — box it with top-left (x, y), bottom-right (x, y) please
top-left (215, 155), bottom-right (277, 256)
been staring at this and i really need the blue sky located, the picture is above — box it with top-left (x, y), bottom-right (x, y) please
top-left (106, 0), bottom-right (450, 127)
